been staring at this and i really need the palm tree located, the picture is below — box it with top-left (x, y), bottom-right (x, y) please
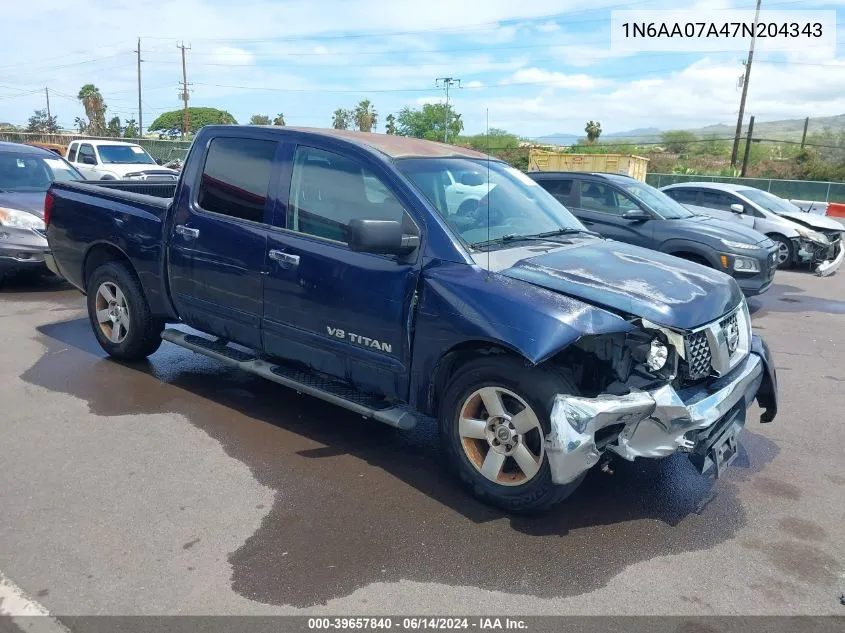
top-left (77, 84), bottom-right (106, 135)
top-left (584, 120), bottom-right (602, 144)
top-left (332, 108), bottom-right (350, 130)
top-left (384, 113), bottom-right (397, 135)
top-left (353, 99), bottom-right (377, 132)
top-left (273, 113), bottom-right (286, 126)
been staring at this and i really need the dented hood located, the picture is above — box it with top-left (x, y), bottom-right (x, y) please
top-left (500, 239), bottom-right (743, 331)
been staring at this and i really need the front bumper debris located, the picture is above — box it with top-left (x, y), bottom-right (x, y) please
top-left (545, 335), bottom-right (777, 486)
top-left (815, 240), bottom-right (843, 277)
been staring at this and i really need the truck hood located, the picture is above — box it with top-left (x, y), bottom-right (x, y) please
top-left (668, 214), bottom-right (771, 244)
top-left (0, 191), bottom-right (46, 218)
top-left (499, 239), bottom-right (743, 331)
top-left (99, 164), bottom-right (179, 177)
top-left (772, 210), bottom-right (843, 232)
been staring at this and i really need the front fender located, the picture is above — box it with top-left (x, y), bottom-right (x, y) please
top-left (408, 260), bottom-right (634, 411)
top-left (752, 334), bottom-right (778, 423)
top-left (658, 238), bottom-right (718, 266)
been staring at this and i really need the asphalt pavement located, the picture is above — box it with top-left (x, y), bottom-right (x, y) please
top-left (0, 267), bottom-right (843, 617)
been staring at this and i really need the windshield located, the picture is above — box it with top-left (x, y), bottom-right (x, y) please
top-left (739, 188), bottom-right (798, 214)
top-left (606, 176), bottom-right (695, 219)
top-left (0, 153), bottom-right (84, 192)
top-left (97, 144), bottom-right (157, 165)
top-left (396, 158), bottom-right (588, 248)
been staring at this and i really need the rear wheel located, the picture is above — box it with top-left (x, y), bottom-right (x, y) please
top-left (769, 235), bottom-right (794, 269)
top-left (439, 356), bottom-right (585, 514)
top-left (86, 262), bottom-right (164, 360)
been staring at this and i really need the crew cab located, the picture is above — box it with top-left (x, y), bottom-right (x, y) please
top-left (44, 126), bottom-right (778, 513)
top-left (65, 140), bottom-right (179, 181)
top-left (529, 172), bottom-right (780, 297)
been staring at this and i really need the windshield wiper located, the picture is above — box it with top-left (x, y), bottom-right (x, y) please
top-left (470, 233), bottom-right (579, 249)
top-left (534, 227), bottom-right (602, 238)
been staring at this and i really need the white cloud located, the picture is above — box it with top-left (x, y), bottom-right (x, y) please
top-left (548, 44), bottom-right (635, 68)
top-left (536, 21), bottom-right (560, 33)
top-left (210, 46), bottom-right (255, 66)
top-left (505, 68), bottom-right (611, 91)
top-left (465, 80), bottom-right (484, 89)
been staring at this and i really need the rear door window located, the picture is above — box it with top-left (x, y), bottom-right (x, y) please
top-left (698, 190), bottom-right (735, 211)
top-left (537, 179), bottom-right (574, 205)
top-left (196, 136), bottom-right (278, 224)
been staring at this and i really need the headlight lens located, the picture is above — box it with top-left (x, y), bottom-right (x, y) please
top-left (720, 238), bottom-right (758, 251)
top-left (646, 339), bottom-right (669, 371)
top-left (0, 207), bottom-right (45, 230)
top-left (733, 255), bottom-right (761, 272)
top-left (795, 226), bottom-right (829, 245)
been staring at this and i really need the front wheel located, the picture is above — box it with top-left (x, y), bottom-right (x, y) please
top-left (86, 262), bottom-right (164, 360)
top-left (769, 235), bottom-right (794, 269)
top-left (439, 356), bottom-right (585, 514)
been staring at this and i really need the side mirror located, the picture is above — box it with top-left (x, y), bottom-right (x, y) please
top-left (347, 219), bottom-right (419, 256)
top-left (82, 155), bottom-right (97, 165)
top-left (622, 209), bottom-right (648, 221)
top-left (730, 203), bottom-right (745, 214)
top-left (460, 172), bottom-right (485, 186)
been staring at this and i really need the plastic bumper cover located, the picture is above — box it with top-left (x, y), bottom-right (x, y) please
top-left (815, 240), bottom-right (843, 277)
top-left (546, 335), bottom-right (778, 485)
top-left (0, 228), bottom-right (50, 273)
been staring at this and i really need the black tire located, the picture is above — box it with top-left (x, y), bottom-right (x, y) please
top-left (768, 234), bottom-right (794, 269)
top-left (86, 262), bottom-right (164, 360)
top-left (439, 355), bottom-right (586, 514)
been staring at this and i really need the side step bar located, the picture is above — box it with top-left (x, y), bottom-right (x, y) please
top-left (160, 329), bottom-right (420, 430)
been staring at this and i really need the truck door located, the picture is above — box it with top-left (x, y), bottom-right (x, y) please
top-left (167, 135), bottom-right (280, 350)
top-left (262, 143), bottom-right (421, 401)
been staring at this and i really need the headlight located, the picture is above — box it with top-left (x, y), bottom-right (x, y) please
top-left (646, 339), bottom-right (669, 371)
top-left (720, 238), bottom-right (758, 251)
top-left (795, 226), bottom-right (829, 245)
top-left (0, 207), bottom-right (45, 230)
top-left (733, 255), bottom-right (760, 272)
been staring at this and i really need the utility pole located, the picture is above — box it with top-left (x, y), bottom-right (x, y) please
top-left (801, 116), bottom-right (810, 149)
top-left (741, 115), bottom-right (755, 177)
top-left (44, 87), bottom-right (51, 121)
top-left (731, 0), bottom-right (762, 167)
top-left (135, 38), bottom-right (143, 137)
top-left (436, 77), bottom-right (461, 143)
top-left (177, 42), bottom-right (191, 139)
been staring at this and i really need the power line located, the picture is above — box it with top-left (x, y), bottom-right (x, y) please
top-left (436, 77), bottom-right (461, 143)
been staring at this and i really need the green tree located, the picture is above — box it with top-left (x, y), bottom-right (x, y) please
top-left (74, 117), bottom-right (88, 133)
top-left (106, 116), bottom-right (122, 137)
top-left (584, 120), bottom-right (602, 143)
top-left (661, 130), bottom-right (698, 154)
top-left (249, 114), bottom-right (272, 125)
top-left (273, 113), bottom-right (286, 126)
top-left (458, 128), bottom-right (520, 152)
top-left (396, 103), bottom-right (463, 141)
top-left (123, 118), bottom-right (138, 138)
top-left (384, 113), bottom-right (397, 135)
top-left (77, 84), bottom-right (106, 135)
top-left (25, 109), bottom-right (59, 134)
top-left (332, 108), bottom-right (351, 130)
top-left (691, 134), bottom-right (730, 156)
top-left (353, 99), bottom-right (377, 132)
top-left (148, 107), bottom-right (237, 133)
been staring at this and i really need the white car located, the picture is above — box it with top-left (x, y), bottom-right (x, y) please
top-left (65, 140), bottom-right (179, 181)
top-left (445, 169), bottom-right (497, 215)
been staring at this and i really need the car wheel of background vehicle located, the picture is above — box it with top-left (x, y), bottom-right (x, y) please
top-left (439, 355), bottom-right (586, 514)
top-left (86, 262), bottom-right (164, 361)
top-left (768, 235), bottom-right (794, 269)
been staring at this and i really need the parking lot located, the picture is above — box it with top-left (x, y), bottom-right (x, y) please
top-left (1, 266), bottom-right (843, 617)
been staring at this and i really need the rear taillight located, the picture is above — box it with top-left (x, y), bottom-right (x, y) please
top-left (44, 190), bottom-right (54, 226)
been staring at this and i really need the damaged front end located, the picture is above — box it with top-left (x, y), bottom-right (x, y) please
top-left (544, 299), bottom-right (779, 485)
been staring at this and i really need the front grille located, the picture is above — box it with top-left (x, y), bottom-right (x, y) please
top-left (720, 313), bottom-right (740, 355)
top-left (683, 330), bottom-right (712, 381)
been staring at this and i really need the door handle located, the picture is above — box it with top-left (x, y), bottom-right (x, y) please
top-left (175, 225), bottom-right (200, 239)
top-left (269, 249), bottom-right (300, 267)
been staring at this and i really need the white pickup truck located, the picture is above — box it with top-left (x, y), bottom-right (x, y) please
top-left (65, 140), bottom-right (179, 181)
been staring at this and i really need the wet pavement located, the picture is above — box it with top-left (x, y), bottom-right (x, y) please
top-left (0, 269), bottom-right (843, 615)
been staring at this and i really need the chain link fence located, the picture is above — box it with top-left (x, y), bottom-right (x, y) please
top-left (646, 173), bottom-right (845, 204)
top-left (0, 132), bottom-right (192, 164)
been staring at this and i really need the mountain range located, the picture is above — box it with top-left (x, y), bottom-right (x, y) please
top-left (534, 114), bottom-right (845, 146)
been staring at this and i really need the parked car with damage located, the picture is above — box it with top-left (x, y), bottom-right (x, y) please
top-left (660, 182), bottom-right (843, 276)
top-left (528, 171), bottom-right (779, 297)
top-left (0, 141), bottom-right (85, 282)
top-left (43, 126), bottom-right (778, 513)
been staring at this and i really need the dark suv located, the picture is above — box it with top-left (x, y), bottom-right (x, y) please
top-left (528, 171), bottom-right (780, 297)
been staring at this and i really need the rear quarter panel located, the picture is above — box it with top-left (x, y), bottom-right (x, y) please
top-left (46, 182), bottom-right (174, 316)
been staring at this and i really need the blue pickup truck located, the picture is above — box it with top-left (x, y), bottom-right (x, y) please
top-left (44, 126), bottom-right (778, 513)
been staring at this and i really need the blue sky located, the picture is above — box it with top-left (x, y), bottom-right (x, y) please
top-left (2, 0), bottom-right (845, 138)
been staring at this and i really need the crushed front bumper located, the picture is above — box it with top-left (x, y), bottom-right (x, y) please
top-left (546, 335), bottom-right (778, 485)
top-left (814, 240), bottom-right (843, 277)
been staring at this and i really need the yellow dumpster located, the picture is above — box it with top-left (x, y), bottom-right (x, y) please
top-left (528, 150), bottom-right (649, 182)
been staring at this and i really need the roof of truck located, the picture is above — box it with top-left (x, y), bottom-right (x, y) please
top-left (257, 126), bottom-right (491, 160)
